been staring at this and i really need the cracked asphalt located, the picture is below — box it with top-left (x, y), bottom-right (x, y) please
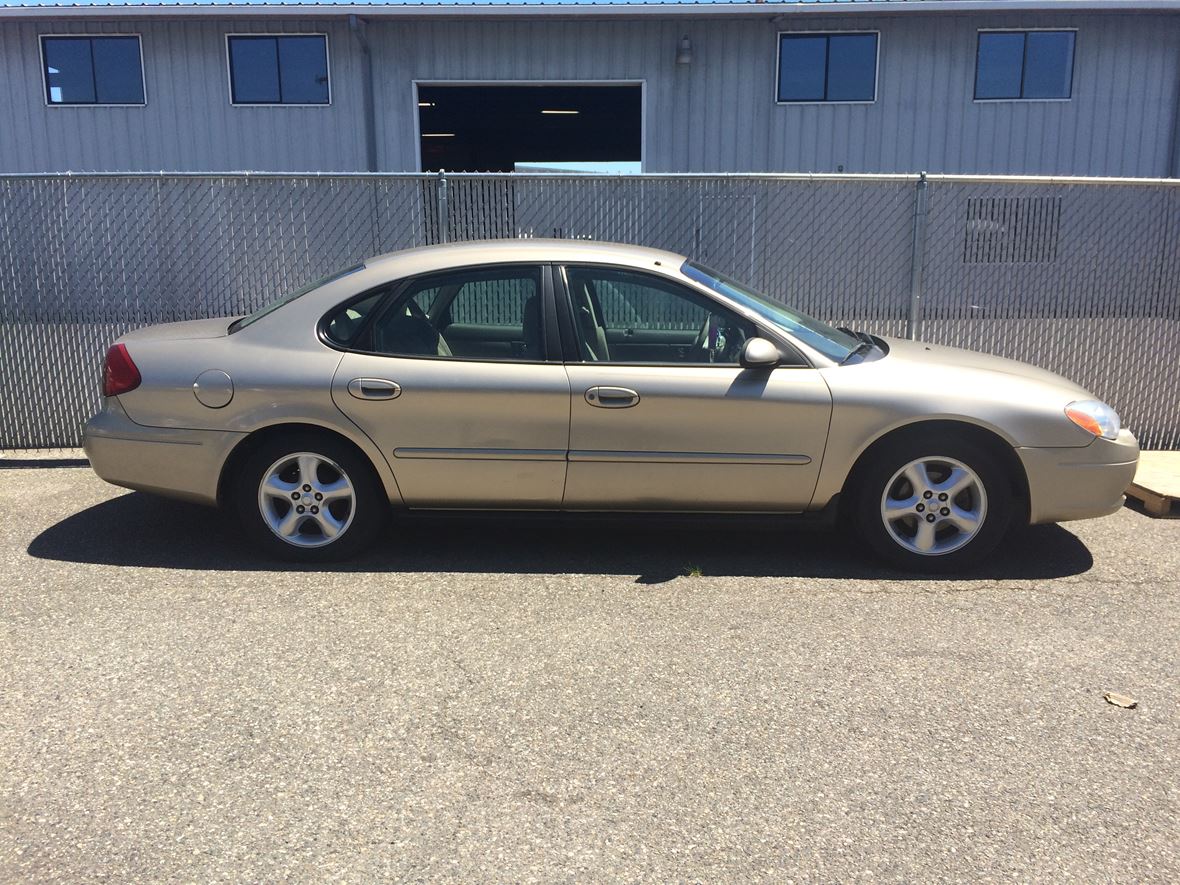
top-left (2, 466), bottom-right (1178, 882)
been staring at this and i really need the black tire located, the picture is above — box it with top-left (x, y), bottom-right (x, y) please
top-left (232, 431), bottom-right (387, 563)
top-left (851, 432), bottom-right (1015, 573)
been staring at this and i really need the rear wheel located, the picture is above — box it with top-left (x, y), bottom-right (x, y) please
top-left (233, 432), bottom-right (386, 562)
top-left (852, 435), bottom-right (1014, 572)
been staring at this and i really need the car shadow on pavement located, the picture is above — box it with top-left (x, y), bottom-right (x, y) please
top-left (27, 491), bottom-right (1094, 581)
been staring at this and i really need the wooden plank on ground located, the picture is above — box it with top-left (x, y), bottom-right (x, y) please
top-left (1127, 451), bottom-right (1180, 518)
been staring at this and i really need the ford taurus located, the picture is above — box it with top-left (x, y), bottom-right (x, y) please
top-left (83, 240), bottom-right (1139, 570)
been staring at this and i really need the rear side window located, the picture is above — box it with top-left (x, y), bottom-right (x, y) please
top-left (449, 277), bottom-right (535, 325)
top-left (336, 266), bottom-right (546, 361)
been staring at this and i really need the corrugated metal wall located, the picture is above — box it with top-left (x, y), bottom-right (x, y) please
top-left (0, 11), bottom-right (1178, 175)
top-left (378, 12), bottom-right (1180, 176)
top-left (0, 17), bottom-right (368, 173)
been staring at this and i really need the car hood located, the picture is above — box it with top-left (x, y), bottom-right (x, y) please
top-left (878, 336), bottom-right (1093, 398)
top-left (119, 317), bottom-right (233, 343)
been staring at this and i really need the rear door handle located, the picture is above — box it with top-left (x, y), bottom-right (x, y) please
top-left (347, 378), bottom-right (401, 400)
top-left (585, 386), bottom-right (640, 408)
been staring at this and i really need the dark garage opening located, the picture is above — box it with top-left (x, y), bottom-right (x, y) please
top-left (417, 84), bottom-right (642, 173)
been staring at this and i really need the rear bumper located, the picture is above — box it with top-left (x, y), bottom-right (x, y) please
top-left (1017, 429), bottom-right (1140, 524)
top-left (83, 398), bottom-right (245, 506)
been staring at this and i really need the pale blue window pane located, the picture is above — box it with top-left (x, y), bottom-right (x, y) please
top-left (1023, 31), bottom-right (1074, 99)
top-left (43, 38), bottom-right (96, 104)
top-left (778, 36), bottom-right (826, 102)
top-left (92, 37), bottom-right (143, 104)
top-left (229, 37), bottom-right (280, 104)
top-left (976, 32), bottom-right (1025, 100)
top-left (827, 33), bottom-right (877, 101)
top-left (277, 36), bottom-right (329, 104)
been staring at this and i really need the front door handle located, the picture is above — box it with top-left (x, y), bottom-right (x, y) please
top-left (347, 378), bottom-right (401, 400)
top-left (585, 386), bottom-right (640, 408)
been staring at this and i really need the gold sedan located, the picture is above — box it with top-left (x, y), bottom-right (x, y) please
top-left (84, 240), bottom-right (1139, 570)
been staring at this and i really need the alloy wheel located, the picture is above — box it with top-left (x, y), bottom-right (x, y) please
top-left (880, 455), bottom-right (988, 556)
top-left (256, 452), bottom-right (356, 548)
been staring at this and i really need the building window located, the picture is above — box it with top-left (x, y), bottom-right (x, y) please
top-left (975, 31), bottom-right (1075, 100)
top-left (41, 35), bottom-right (145, 106)
top-left (227, 35), bottom-right (329, 105)
top-left (777, 32), bottom-right (878, 103)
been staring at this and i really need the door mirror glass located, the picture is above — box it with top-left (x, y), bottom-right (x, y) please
top-left (740, 337), bottom-right (780, 369)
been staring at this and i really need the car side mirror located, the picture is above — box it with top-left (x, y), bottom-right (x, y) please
top-left (740, 337), bottom-right (780, 370)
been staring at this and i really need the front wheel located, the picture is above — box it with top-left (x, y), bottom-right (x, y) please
top-left (852, 436), bottom-right (1015, 572)
top-left (233, 432), bottom-right (386, 562)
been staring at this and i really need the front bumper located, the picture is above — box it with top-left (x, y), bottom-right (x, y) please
top-left (83, 398), bottom-right (245, 506)
top-left (1017, 428), bottom-right (1140, 524)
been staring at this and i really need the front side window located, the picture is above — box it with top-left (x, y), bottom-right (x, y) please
top-left (778, 32), bottom-right (877, 103)
top-left (975, 31), bottom-right (1075, 100)
top-left (41, 35), bottom-right (145, 106)
top-left (360, 266), bottom-right (545, 361)
top-left (227, 35), bottom-right (329, 105)
top-left (564, 267), bottom-right (755, 365)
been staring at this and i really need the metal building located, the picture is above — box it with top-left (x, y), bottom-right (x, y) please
top-left (2, 0), bottom-right (1179, 176)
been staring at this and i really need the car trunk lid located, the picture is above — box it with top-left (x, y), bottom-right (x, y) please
top-left (118, 317), bottom-right (233, 343)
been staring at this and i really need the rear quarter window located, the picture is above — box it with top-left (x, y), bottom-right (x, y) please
top-left (323, 290), bottom-right (385, 347)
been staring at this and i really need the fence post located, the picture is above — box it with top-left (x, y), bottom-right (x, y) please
top-left (436, 170), bottom-right (449, 243)
top-left (906, 171), bottom-right (929, 340)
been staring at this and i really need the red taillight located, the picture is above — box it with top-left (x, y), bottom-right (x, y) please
top-left (102, 344), bottom-right (141, 397)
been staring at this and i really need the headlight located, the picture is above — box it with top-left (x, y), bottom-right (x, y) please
top-left (1065, 400), bottom-right (1120, 440)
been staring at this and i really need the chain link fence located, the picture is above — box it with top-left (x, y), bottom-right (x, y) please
top-left (1, 172), bottom-right (1177, 450)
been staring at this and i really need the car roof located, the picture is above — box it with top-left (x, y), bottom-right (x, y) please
top-left (364, 239), bottom-right (690, 276)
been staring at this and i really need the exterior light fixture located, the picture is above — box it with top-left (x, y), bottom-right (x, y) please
top-left (421, 133), bottom-right (455, 138)
top-left (676, 35), bottom-right (693, 65)
top-left (541, 109), bottom-right (579, 115)
top-left (418, 101), bottom-right (436, 108)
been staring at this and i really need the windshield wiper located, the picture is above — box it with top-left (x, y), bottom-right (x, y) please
top-left (837, 328), bottom-right (879, 364)
top-left (837, 326), bottom-right (875, 345)
top-left (841, 340), bottom-right (875, 364)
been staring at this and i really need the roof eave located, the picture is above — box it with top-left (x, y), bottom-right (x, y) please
top-left (3, 1), bottom-right (1180, 21)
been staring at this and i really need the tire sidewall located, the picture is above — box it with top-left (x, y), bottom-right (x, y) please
top-left (233, 432), bottom-right (386, 562)
top-left (854, 435), bottom-right (1014, 572)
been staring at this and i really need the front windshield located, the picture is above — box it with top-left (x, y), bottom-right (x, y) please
top-left (681, 261), bottom-right (860, 363)
top-left (228, 263), bottom-right (364, 333)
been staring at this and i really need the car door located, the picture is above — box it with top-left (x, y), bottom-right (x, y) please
top-left (329, 263), bottom-right (570, 508)
top-left (558, 265), bottom-right (832, 512)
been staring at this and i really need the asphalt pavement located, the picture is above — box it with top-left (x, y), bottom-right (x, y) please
top-left (2, 467), bottom-right (1178, 882)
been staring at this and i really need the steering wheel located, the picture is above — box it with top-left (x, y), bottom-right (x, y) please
top-left (691, 314), bottom-right (751, 363)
